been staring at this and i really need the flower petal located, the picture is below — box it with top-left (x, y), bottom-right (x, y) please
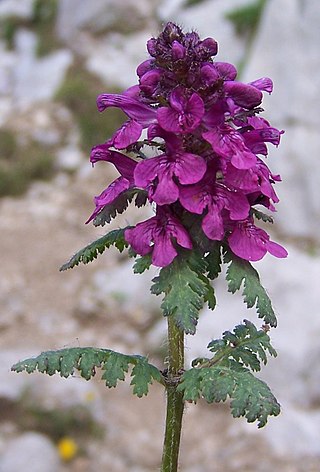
top-left (174, 153), bottom-right (206, 184)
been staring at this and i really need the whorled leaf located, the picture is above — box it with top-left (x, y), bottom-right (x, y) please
top-left (12, 347), bottom-right (162, 398)
top-left (59, 228), bottom-right (128, 271)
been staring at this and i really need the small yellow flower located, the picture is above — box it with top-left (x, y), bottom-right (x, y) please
top-left (57, 437), bottom-right (78, 462)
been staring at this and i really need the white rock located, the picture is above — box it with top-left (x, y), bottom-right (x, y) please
top-left (0, 0), bottom-right (34, 19)
top-left (11, 29), bottom-right (73, 106)
top-left (85, 30), bottom-right (152, 88)
top-left (158, 0), bottom-right (250, 65)
top-left (56, 145), bottom-right (84, 171)
top-left (0, 432), bottom-right (60, 472)
top-left (242, 0), bottom-right (320, 238)
top-left (56, 0), bottom-right (157, 42)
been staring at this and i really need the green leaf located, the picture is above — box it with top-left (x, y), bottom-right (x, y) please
top-left (60, 228), bottom-right (128, 271)
top-left (130, 358), bottom-right (163, 397)
top-left (12, 347), bottom-right (162, 397)
top-left (207, 320), bottom-right (277, 372)
top-left (251, 208), bottom-right (274, 224)
top-left (224, 250), bottom-right (277, 327)
top-left (176, 368), bottom-right (202, 402)
top-left (93, 189), bottom-right (147, 226)
top-left (178, 365), bottom-right (280, 428)
top-left (11, 347), bottom-right (107, 379)
top-left (132, 254), bottom-right (152, 274)
top-left (151, 251), bottom-right (209, 334)
top-left (93, 191), bottom-right (134, 227)
top-left (101, 351), bottom-right (130, 387)
top-left (205, 243), bottom-right (222, 280)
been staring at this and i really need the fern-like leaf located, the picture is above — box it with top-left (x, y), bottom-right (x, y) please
top-left (12, 347), bottom-right (162, 397)
top-left (151, 251), bottom-right (210, 334)
top-left (224, 249), bottom-right (277, 327)
top-left (60, 228), bottom-right (128, 271)
top-left (178, 364), bottom-right (280, 428)
top-left (207, 320), bottom-right (277, 372)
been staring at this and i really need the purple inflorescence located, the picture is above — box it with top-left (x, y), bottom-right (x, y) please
top-left (88, 22), bottom-right (287, 267)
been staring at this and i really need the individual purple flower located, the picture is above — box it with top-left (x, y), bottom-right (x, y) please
top-left (157, 87), bottom-right (205, 134)
top-left (124, 207), bottom-right (192, 267)
top-left (97, 93), bottom-right (156, 125)
top-left (203, 126), bottom-right (257, 169)
top-left (86, 144), bottom-right (137, 223)
top-left (228, 220), bottom-right (288, 262)
top-left (224, 160), bottom-right (280, 206)
top-left (134, 132), bottom-right (207, 205)
top-left (179, 165), bottom-right (250, 241)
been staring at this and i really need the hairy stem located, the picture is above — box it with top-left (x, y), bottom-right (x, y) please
top-left (161, 316), bottom-right (185, 472)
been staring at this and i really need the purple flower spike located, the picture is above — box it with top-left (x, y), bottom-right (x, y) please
top-left (88, 22), bottom-right (286, 266)
top-left (124, 207), bottom-right (192, 267)
top-left (157, 87), bottom-right (205, 134)
top-left (228, 221), bottom-right (288, 262)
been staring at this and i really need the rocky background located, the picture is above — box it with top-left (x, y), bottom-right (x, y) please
top-left (0, 0), bottom-right (320, 471)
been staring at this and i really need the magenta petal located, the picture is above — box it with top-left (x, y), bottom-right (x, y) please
top-left (201, 64), bottom-right (220, 85)
top-left (214, 62), bottom-right (237, 80)
top-left (202, 207), bottom-right (224, 241)
top-left (249, 77), bottom-right (273, 94)
top-left (228, 226), bottom-right (267, 261)
top-left (174, 153), bottom-right (206, 184)
top-left (171, 222), bottom-right (193, 249)
top-left (267, 240), bottom-right (288, 258)
top-left (152, 234), bottom-right (177, 267)
top-left (134, 157), bottom-right (162, 187)
top-left (96, 94), bottom-right (157, 126)
top-left (113, 120), bottom-right (143, 149)
top-left (152, 168), bottom-right (179, 205)
top-left (224, 81), bottom-right (263, 108)
top-left (157, 107), bottom-right (181, 133)
top-left (179, 184), bottom-right (208, 214)
top-left (124, 219), bottom-right (156, 256)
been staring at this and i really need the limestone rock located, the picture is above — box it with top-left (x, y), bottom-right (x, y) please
top-left (0, 432), bottom-right (60, 472)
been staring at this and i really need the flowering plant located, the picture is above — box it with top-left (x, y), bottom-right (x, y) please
top-left (13, 23), bottom-right (287, 471)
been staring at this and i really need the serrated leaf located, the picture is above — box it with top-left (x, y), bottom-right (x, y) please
top-left (132, 254), bottom-right (152, 274)
top-left (93, 191), bottom-right (134, 227)
top-left (251, 208), bottom-right (274, 224)
top-left (11, 348), bottom-right (107, 380)
top-left (101, 352), bottom-right (130, 387)
top-left (176, 368), bottom-right (202, 402)
top-left (12, 347), bottom-right (162, 397)
top-left (224, 250), bottom-right (277, 327)
top-left (207, 320), bottom-right (277, 372)
top-left (130, 358), bottom-right (162, 397)
top-left (93, 189), bottom-right (148, 226)
top-left (178, 365), bottom-right (280, 427)
top-left (151, 252), bottom-right (209, 334)
top-left (60, 228), bottom-right (128, 271)
top-left (205, 243), bottom-right (222, 280)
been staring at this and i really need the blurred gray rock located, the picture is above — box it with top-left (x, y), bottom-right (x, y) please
top-left (0, 432), bottom-right (60, 472)
top-left (243, 0), bottom-right (320, 239)
top-left (11, 29), bottom-right (72, 107)
top-left (0, 0), bottom-right (34, 19)
top-left (56, 0), bottom-right (158, 41)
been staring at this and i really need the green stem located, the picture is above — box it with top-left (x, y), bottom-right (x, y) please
top-left (160, 316), bottom-right (185, 472)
